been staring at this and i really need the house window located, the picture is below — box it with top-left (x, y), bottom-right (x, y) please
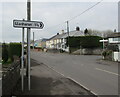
top-left (62, 45), bottom-right (64, 48)
top-left (61, 38), bottom-right (63, 43)
top-left (113, 38), bottom-right (120, 41)
top-left (65, 45), bottom-right (67, 49)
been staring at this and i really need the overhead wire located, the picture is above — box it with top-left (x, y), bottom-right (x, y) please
top-left (43, 0), bottom-right (103, 31)
top-left (68, 0), bottom-right (103, 21)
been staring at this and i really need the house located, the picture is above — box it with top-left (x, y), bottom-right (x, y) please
top-left (107, 32), bottom-right (120, 51)
top-left (46, 34), bottom-right (58, 49)
top-left (46, 27), bottom-right (84, 52)
top-left (41, 38), bottom-right (48, 48)
top-left (34, 38), bottom-right (48, 48)
top-left (34, 39), bottom-right (42, 47)
top-left (107, 32), bottom-right (120, 61)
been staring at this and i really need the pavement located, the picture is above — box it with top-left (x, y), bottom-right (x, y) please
top-left (12, 59), bottom-right (96, 96)
top-left (31, 51), bottom-right (119, 95)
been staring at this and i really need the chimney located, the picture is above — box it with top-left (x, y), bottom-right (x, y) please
top-left (114, 29), bottom-right (116, 33)
top-left (61, 30), bottom-right (64, 34)
top-left (76, 27), bottom-right (80, 31)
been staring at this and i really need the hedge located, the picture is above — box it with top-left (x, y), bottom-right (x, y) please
top-left (66, 36), bottom-right (102, 49)
top-left (8, 43), bottom-right (22, 62)
top-left (2, 43), bottom-right (9, 63)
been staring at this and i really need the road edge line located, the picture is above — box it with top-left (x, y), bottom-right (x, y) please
top-left (42, 62), bottom-right (98, 96)
top-left (67, 77), bottom-right (98, 96)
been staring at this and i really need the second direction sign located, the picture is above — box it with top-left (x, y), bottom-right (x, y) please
top-left (13, 20), bottom-right (44, 29)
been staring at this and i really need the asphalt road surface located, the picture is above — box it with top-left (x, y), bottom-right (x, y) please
top-left (31, 51), bottom-right (118, 95)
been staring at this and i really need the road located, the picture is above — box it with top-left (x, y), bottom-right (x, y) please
top-left (31, 51), bottom-right (118, 95)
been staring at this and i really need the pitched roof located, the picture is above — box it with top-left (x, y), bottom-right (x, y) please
top-left (47, 34), bottom-right (58, 41)
top-left (47, 30), bottom-right (84, 41)
top-left (107, 32), bottom-right (120, 38)
top-left (41, 38), bottom-right (48, 42)
top-left (61, 30), bottom-right (84, 38)
top-left (34, 39), bottom-right (42, 43)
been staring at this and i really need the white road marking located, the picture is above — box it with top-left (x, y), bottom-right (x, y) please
top-left (95, 68), bottom-right (119, 76)
top-left (43, 63), bottom-right (97, 95)
top-left (67, 77), bottom-right (98, 95)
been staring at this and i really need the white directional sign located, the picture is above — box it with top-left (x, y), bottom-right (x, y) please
top-left (99, 40), bottom-right (108, 42)
top-left (13, 20), bottom-right (44, 29)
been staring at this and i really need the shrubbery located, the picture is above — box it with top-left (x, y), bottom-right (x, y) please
top-left (2, 43), bottom-right (8, 63)
top-left (8, 43), bottom-right (22, 62)
top-left (102, 50), bottom-right (112, 60)
top-left (2, 43), bottom-right (22, 63)
top-left (106, 44), bottom-right (119, 51)
top-left (66, 36), bottom-right (102, 49)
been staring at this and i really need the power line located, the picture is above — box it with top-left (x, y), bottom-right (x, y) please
top-left (43, 0), bottom-right (103, 31)
top-left (68, 0), bottom-right (103, 21)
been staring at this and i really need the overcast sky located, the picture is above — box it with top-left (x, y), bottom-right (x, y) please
top-left (1, 1), bottom-right (119, 43)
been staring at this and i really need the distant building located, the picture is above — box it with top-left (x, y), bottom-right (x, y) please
top-left (107, 32), bottom-right (120, 50)
top-left (34, 38), bottom-right (48, 48)
top-left (46, 27), bottom-right (84, 52)
top-left (107, 32), bottom-right (120, 61)
top-left (34, 39), bottom-right (42, 47)
top-left (118, 1), bottom-right (120, 32)
top-left (41, 38), bottom-right (48, 48)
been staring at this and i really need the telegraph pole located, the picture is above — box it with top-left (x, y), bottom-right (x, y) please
top-left (27, 0), bottom-right (31, 91)
top-left (66, 21), bottom-right (70, 53)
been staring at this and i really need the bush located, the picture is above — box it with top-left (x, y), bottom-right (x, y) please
top-left (66, 36), bottom-right (102, 49)
top-left (2, 43), bottom-right (8, 63)
top-left (107, 44), bottom-right (119, 51)
top-left (8, 43), bottom-right (22, 62)
top-left (102, 50), bottom-right (112, 58)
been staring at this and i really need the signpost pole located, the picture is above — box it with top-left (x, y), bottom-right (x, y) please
top-left (33, 32), bottom-right (34, 50)
top-left (13, 0), bottom-right (44, 92)
top-left (27, 0), bottom-right (31, 91)
top-left (21, 19), bottom-right (25, 91)
top-left (102, 33), bottom-right (105, 51)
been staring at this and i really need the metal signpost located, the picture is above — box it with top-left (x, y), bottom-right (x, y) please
top-left (21, 19), bottom-right (25, 91)
top-left (13, 19), bottom-right (44, 91)
top-left (99, 39), bottom-right (108, 59)
top-left (27, 0), bottom-right (31, 91)
top-left (99, 39), bottom-right (108, 50)
top-left (13, 0), bottom-right (44, 91)
top-left (13, 20), bottom-right (44, 29)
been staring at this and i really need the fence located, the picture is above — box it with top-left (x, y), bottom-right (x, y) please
top-left (2, 60), bottom-right (21, 96)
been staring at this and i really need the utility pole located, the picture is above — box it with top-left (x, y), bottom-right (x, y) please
top-left (21, 19), bottom-right (25, 91)
top-left (33, 32), bottom-right (34, 50)
top-left (66, 21), bottom-right (70, 53)
top-left (27, 0), bottom-right (31, 91)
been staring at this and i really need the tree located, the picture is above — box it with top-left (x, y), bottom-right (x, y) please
top-left (84, 29), bottom-right (114, 37)
top-left (84, 28), bottom-right (88, 35)
top-left (102, 30), bottom-right (114, 38)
